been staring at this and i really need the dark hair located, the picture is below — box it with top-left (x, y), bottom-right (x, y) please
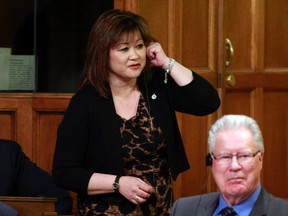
top-left (79, 9), bottom-right (154, 98)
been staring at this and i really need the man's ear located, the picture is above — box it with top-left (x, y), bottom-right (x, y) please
top-left (259, 153), bottom-right (264, 165)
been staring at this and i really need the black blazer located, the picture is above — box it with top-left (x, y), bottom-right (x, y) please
top-left (0, 139), bottom-right (72, 215)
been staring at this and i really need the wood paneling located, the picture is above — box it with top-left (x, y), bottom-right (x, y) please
top-left (0, 111), bottom-right (15, 140)
top-left (265, 0), bottom-right (288, 67)
top-left (180, 115), bottom-right (213, 197)
top-left (263, 91), bottom-right (288, 197)
top-left (223, 89), bottom-right (254, 115)
top-left (262, 1), bottom-right (288, 197)
top-left (224, 0), bottom-right (252, 68)
top-left (32, 95), bottom-right (71, 172)
top-left (0, 93), bottom-right (71, 169)
top-left (0, 196), bottom-right (57, 216)
top-left (182, 0), bottom-right (210, 67)
top-left (0, 94), bottom-right (33, 155)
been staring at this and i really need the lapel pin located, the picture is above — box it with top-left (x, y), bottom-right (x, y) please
top-left (151, 93), bottom-right (157, 100)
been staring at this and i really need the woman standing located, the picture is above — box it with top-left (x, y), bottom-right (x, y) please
top-left (53, 9), bottom-right (220, 215)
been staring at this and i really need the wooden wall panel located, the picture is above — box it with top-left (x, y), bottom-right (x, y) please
top-left (138, 0), bottom-right (169, 50)
top-left (175, 0), bottom-right (219, 198)
top-left (223, 90), bottom-right (254, 115)
top-left (0, 111), bottom-right (15, 140)
top-left (0, 94), bottom-right (33, 155)
top-left (0, 94), bottom-right (71, 170)
top-left (182, 0), bottom-right (210, 67)
top-left (265, 0), bottom-right (288, 67)
top-left (262, 91), bottom-right (288, 198)
top-left (223, 0), bottom-right (252, 69)
top-left (32, 95), bottom-right (71, 172)
top-left (33, 113), bottom-right (66, 173)
top-left (115, 0), bottom-right (169, 51)
top-left (180, 115), bottom-right (213, 197)
top-left (261, 0), bottom-right (288, 199)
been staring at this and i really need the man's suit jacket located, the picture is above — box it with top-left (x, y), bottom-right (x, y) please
top-left (170, 187), bottom-right (288, 216)
top-left (0, 139), bottom-right (72, 214)
top-left (0, 201), bottom-right (19, 216)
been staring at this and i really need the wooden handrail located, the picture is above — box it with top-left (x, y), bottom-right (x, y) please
top-left (0, 196), bottom-right (58, 216)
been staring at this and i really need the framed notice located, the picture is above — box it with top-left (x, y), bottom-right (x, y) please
top-left (0, 48), bottom-right (35, 91)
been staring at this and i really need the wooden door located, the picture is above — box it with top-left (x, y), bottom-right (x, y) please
top-left (219, 0), bottom-right (288, 198)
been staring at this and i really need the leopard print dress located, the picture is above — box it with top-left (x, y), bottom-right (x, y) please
top-left (78, 95), bottom-right (173, 216)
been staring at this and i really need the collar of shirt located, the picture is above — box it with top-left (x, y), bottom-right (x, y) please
top-left (212, 184), bottom-right (262, 216)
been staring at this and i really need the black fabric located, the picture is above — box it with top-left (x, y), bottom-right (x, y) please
top-left (0, 139), bottom-right (73, 215)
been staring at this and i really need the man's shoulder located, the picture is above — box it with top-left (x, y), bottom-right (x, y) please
top-left (173, 192), bottom-right (219, 210)
top-left (0, 139), bottom-right (21, 153)
top-left (253, 187), bottom-right (288, 215)
top-left (0, 201), bottom-right (19, 216)
top-left (176, 192), bottom-right (219, 204)
top-left (171, 192), bottom-right (219, 216)
top-left (267, 193), bottom-right (288, 210)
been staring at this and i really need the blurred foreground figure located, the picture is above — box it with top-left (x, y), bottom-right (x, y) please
top-left (0, 139), bottom-right (73, 215)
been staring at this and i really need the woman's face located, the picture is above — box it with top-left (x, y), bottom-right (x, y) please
top-left (108, 30), bottom-right (146, 82)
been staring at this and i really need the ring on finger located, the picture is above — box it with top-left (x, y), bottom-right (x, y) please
top-left (135, 195), bottom-right (141, 202)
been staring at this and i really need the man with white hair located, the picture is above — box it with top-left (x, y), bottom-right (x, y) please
top-left (171, 114), bottom-right (288, 216)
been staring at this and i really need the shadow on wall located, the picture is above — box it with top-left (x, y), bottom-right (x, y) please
top-left (11, 0), bottom-right (113, 93)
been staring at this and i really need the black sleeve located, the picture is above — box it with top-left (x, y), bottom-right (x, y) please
top-left (170, 71), bottom-right (221, 116)
top-left (149, 67), bottom-right (220, 116)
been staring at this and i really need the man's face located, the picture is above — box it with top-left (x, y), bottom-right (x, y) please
top-left (211, 127), bottom-right (263, 204)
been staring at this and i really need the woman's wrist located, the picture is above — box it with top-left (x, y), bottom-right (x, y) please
top-left (164, 57), bottom-right (175, 83)
top-left (112, 175), bottom-right (122, 193)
